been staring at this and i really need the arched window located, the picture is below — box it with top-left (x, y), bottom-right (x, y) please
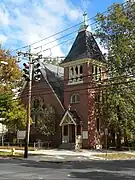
top-left (80, 65), bottom-right (83, 74)
top-left (92, 65), bottom-right (102, 81)
top-left (70, 94), bottom-right (80, 104)
top-left (80, 65), bottom-right (83, 80)
top-left (76, 94), bottom-right (80, 102)
top-left (71, 67), bottom-right (74, 75)
top-left (33, 99), bottom-right (40, 109)
top-left (92, 65), bottom-right (94, 74)
top-left (69, 65), bottom-right (83, 84)
top-left (99, 68), bottom-right (101, 81)
top-left (75, 66), bottom-right (78, 75)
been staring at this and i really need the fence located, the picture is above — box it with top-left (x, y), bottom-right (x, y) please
top-left (0, 141), bottom-right (52, 150)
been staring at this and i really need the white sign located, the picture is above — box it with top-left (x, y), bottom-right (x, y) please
top-left (17, 131), bottom-right (26, 139)
top-left (82, 131), bottom-right (88, 139)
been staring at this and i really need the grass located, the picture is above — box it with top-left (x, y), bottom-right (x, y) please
top-left (0, 146), bottom-right (35, 151)
top-left (0, 151), bottom-right (23, 158)
top-left (95, 153), bottom-right (135, 160)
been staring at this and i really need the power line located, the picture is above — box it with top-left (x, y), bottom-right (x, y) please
top-left (11, 1), bottom-right (127, 53)
top-left (2, 78), bottom-right (135, 103)
top-left (1, 50), bottom-right (135, 90)
top-left (33, 20), bottom-right (101, 51)
top-left (1, 56), bottom-right (135, 91)
top-left (39, 61), bottom-right (135, 84)
top-left (20, 79), bottom-right (135, 100)
top-left (21, 2), bottom-right (132, 57)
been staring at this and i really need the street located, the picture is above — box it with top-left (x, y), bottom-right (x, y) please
top-left (0, 158), bottom-right (135, 180)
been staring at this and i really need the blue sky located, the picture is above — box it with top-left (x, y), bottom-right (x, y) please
top-left (0, 0), bottom-right (124, 57)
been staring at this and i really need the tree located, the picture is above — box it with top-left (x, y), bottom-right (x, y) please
top-left (96, 1), bottom-right (135, 148)
top-left (36, 105), bottom-right (56, 136)
top-left (0, 92), bottom-right (27, 132)
top-left (0, 46), bottom-right (22, 92)
top-left (0, 46), bottom-right (27, 133)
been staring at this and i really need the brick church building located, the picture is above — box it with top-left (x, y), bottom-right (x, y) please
top-left (21, 15), bottom-right (107, 149)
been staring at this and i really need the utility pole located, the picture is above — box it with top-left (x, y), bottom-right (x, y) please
top-left (17, 47), bottom-right (42, 158)
top-left (24, 46), bottom-right (33, 158)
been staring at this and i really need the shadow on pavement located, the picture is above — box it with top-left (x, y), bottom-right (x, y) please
top-left (70, 171), bottom-right (134, 180)
top-left (0, 159), bottom-right (135, 179)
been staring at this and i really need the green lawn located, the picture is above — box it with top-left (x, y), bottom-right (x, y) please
top-left (0, 151), bottom-right (23, 157)
top-left (0, 146), bottom-right (35, 151)
top-left (95, 153), bottom-right (135, 160)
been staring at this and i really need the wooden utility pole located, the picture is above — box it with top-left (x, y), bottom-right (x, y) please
top-left (24, 47), bottom-right (33, 158)
top-left (17, 47), bottom-right (33, 158)
top-left (17, 48), bottom-right (43, 158)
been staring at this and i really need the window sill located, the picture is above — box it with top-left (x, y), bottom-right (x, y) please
top-left (70, 102), bottom-right (80, 104)
top-left (68, 80), bottom-right (83, 85)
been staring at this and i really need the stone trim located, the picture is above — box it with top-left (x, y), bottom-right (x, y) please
top-left (59, 110), bottom-right (76, 126)
top-left (61, 58), bottom-right (107, 68)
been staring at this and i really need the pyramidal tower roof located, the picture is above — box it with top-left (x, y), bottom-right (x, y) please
top-left (61, 12), bottom-right (106, 64)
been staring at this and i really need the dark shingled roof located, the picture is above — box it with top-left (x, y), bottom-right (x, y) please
top-left (41, 63), bottom-right (64, 103)
top-left (69, 110), bottom-right (82, 125)
top-left (45, 67), bottom-right (64, 102)
top-left (61, 30), bottom-right (106, 64)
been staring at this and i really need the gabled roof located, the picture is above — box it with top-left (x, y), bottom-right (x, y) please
top-left (59, 109), bottom-right (82, 126)
top-left (61, 30), bottom-right (106, 64)
top-left (41, 63), bottom-right (64, 102)
top-left (20, 62), bottom-right (64, 108)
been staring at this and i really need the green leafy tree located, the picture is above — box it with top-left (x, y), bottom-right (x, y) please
top-left (0, 46), bottom-right (27, 133)
top-left (36, 105), bottom-right (56, 136)
top-left (0, 92), bottom-right (27, 132)
top-left (96, 1), bottom-right (135, 148)
top-left (0, 46), bottom-right (22, 92)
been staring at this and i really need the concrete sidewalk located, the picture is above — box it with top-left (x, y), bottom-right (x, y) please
top-left (0, 148), bottom-right (99, 156)
top-left (0, 148), bottom-right (104, 161)
top-left (1, 148), bottom-right (135, 162)
top-left (1, 148), bottom-right (135, 156)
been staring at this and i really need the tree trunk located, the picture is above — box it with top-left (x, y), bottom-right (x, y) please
top-left (116, 106), bottom-right (122, 150)
top-left (124, 131), bottom-right (128, 147)
top-left (111, 131), bottom-right (116, 147)
top-left (116, 131), bottom-right (121, 150)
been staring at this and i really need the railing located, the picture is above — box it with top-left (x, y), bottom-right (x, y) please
top-left (0, 141), bottom-right (52, 150)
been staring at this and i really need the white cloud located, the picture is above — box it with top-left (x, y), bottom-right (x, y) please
top-left (0, 3), bottom-right (9, 26)
top-left (44, 0), bottom-right (82, 20)
top-left (80, 0), bottom-right (91, 11)
top-left (0, 34), bottom-right (8, 44)
top-left (0, 0), bottom-right (84, 57)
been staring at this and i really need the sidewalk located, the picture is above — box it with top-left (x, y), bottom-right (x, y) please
top-left (0, 148), bottom-right (135, 162)
top-left (0, 148), bottom-right (104, 161)
top-left (0, 148), bottom-right (101, 156)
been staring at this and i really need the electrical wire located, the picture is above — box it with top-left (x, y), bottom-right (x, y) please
top-left (11, 1), bottom-right (128, 53)
top-left (20, 78), bottom-right (135, 99)
top-left (16, 2), bottom-right (132, 59)
top-left (39, 61), bottom-right (135, 84)
top-left (1, 78), bottom-right (135, 103)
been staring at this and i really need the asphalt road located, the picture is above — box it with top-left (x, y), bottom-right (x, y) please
top-left (0, 158), bottom-right (135, 180)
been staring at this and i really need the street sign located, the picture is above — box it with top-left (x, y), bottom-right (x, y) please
top-left (17, 131), bottom-right (26, 140)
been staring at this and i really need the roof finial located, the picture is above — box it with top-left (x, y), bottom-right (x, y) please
top-left (78, 11), bottom-right (88, 33)
top-left (83, 11), bottom-right (87, 24)
top-left (68, 104), bottom-right (71, 111)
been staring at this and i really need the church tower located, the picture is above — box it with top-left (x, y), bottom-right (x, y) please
top-left (60, 13), bottom-right (107, 149)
